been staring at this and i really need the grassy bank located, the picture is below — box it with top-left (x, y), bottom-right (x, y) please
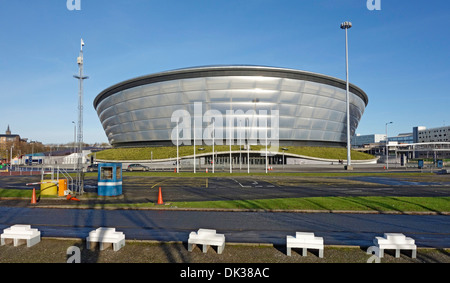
top-left (94, 145), bottom-right (375, 161)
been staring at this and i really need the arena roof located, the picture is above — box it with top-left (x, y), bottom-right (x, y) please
top-left (94, 65), bottom-right (368, 109)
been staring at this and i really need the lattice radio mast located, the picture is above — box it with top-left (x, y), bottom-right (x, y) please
top-left (74, 39), bottom-right (89, 194)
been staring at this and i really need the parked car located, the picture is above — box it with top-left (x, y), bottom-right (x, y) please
top-left (87, 163), bottom-right (99, 172)
top-left (127, 163), bottom-right (150, 171)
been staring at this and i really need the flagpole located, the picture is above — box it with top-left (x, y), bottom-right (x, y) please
top-left (247, 119), bottom-right (250, 174)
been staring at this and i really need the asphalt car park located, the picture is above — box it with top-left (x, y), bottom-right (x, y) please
top-left (2, 173), bottom-right (450, 203)
top-left (112, 174), bottom-right (450, 203)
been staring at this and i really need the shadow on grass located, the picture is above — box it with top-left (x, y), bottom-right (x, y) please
top-left (386, 197), bottom-right (449, 215)
top-left (338, 197), bottom-right (400, 213)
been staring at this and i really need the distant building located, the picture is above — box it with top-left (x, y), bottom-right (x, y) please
top-left (352, 134), bottom-right (386, 147)
top-left (0, 125), bottom-right (21, 162)
top-left (355, 125), bottom-right (449, 147)
top-left (355, 125), bottom-right (450, 162)
top-left (413, 125), bottom-right (450, 143)
top-left (388, 132), bottom-right (413, 144)
top-left (0, 125), bottom-right (20, 147)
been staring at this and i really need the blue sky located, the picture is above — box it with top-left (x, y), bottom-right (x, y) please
top-left (0, 0), bottom-right (449, 144)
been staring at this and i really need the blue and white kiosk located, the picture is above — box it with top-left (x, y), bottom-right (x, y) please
top-left (97, 163), bottom-right (122, 196)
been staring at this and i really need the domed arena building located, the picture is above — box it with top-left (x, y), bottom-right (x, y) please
top-left (94, 65), bottom-right (368, 153)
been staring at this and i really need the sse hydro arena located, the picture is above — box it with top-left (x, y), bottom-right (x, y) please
top-left (94, 65), bottom-right (368, 153)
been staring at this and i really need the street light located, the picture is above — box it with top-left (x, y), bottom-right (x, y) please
top-left (341, 21), bottom-right (353, 170)
top-left (385, 121), bottom-right (393, 170)
top-left (239, 120), bottom-right (242, 171)
top-left (229, 95), bottom-right (233, 174)
top-left (176, 123), bottom-right (179, 174)
top-left (247, 119), bottom-right (250, 174)
top-left (10, 144), bottom-right (14, 174)
top-left (250, 98), bottom-right (259, 174)
top-left (193, 119), bottom-right (196, 174)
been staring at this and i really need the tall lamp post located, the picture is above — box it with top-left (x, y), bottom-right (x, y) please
top-left (212, 121), bottom-right (215, 174)
top-left (341, 21), bottom-right (353, 170)
top-left (193, 119), bottom-right (196, 174)
top-left (385, 121), bottom-right (393, 170)
top-left (176, 123), bottom-right (179, 174)
top-left (10, 144), bottom-right (14, 174)
top-left (247, 119), bottom-right (250, 174)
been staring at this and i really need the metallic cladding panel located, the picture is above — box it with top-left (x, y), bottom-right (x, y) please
top-left (95, 66), bottom-right (367, 146)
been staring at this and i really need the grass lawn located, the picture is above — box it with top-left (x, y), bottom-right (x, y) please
top-left (0, 189), bottom-right (58, 199)
top-left (169, 196), bottom-right (450, 212)
top-left (1, 187), bottom-right (448, 213)
top-left (102, 196), bottom-right (450, 214)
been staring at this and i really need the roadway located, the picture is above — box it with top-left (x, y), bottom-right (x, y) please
top-left (0, 207), bottom-right (449, 248)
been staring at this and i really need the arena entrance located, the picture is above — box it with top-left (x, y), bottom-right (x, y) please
top-left (203, 153), bottom-right (286, 166)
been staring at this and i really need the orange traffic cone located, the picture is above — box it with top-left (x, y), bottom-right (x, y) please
top-left (66, 194), bottom-right (81, 202)
top-left (157, 187), bottom-right (164, 205)
top-left (71, 197), bottom-right (80, 202)
top-left (31, 188), bottom-right (37, 204)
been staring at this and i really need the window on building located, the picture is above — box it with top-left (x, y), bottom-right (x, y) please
top-left (101, 167), bottom-right (113, 180)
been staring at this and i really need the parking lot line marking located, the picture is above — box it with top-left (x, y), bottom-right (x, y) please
top-left (205, 178), bottom-right (208, 188)
top-left (231, 178), bottom-right (251, 188)
top-left (151, 180), bottom-right (166, 189)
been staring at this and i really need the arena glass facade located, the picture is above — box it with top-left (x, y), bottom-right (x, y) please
top-left (94, 65), bottom-right (368, 148)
